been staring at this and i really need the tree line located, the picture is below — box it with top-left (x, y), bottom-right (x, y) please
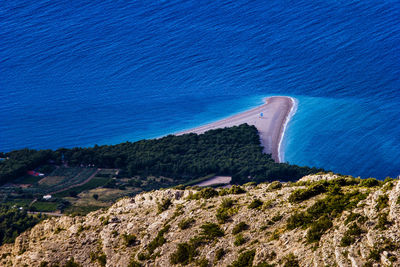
top-left (0, 124), bottom-right (322, 185)
top-left (0, 205), bottom-right (45, 245)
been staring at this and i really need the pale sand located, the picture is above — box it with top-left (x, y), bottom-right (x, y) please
top-left (176, 96), bottom-right (295, 162)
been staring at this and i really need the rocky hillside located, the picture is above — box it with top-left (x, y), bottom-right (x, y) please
top-left (1, 174), bottom-right (400, 267)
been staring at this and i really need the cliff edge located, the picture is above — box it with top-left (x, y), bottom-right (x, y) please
top-left (1, 174), bottom-right (400, 267)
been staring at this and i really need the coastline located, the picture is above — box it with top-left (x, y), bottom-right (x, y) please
top-left (176, 96), bottom-right (295, 163)
top-left (277, 97), bottom-right (297, 163)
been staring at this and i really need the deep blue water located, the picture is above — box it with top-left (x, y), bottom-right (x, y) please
top-left (1, 0), bottom-right (399, 179)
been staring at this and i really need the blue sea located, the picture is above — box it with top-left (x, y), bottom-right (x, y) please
top-left (1, 0), bottom-right (399, 179)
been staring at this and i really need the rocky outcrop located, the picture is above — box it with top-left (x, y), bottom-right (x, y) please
top-left (1, 175), bottom-right (399, 267)
top-left (299, 172), bottom-right (341, 183)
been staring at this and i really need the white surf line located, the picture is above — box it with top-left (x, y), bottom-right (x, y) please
top-left (278, 97), bottom-right (298, 163)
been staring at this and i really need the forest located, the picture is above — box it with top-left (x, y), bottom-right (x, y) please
top-left (0, 205), bottom-right (45, 245)
top-left (0, 124), bottom-right (322, 186)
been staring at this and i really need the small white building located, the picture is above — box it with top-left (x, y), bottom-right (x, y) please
top-left (43, 195), bottom-right (52, 200)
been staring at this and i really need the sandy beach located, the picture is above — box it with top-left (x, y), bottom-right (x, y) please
top-left (176, 96), bottom-right (295, 162)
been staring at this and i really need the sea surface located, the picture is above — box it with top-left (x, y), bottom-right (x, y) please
top-left (1, 0), bottom-right (399, 179)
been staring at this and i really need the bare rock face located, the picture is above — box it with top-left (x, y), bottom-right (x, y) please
top-left (299, 173), bottom-right (341, 183)
top-left (1, 175), bottom-right (399, 267)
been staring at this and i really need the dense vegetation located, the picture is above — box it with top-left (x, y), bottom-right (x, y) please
top-left (0, 149), bottom-right (54, 185)
top-left (170, 222), bottom-right (225, 265)
top-left (0, 124), bottom-right (321, 186)
top-left (0, 205), bottom-right (45, 245)
top-left (286, 179), bottom-right (369, 243)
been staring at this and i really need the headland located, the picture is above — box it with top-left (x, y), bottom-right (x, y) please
top-left (177, 96), bottom-right (295, 162)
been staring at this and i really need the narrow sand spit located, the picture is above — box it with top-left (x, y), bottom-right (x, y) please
top-left (176, 96), bottom-right (295, 162)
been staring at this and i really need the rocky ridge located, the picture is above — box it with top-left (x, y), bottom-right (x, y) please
top-left (1, 174), bottom-right (400, 267)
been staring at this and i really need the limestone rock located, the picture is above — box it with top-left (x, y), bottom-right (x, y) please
top-left (1, 174), bottom-right (399, 267)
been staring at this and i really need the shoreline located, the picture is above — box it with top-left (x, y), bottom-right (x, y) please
top-left (176, 96), bottom-right (296, 163)
top-left (277, 97), bottom-right (297, 162)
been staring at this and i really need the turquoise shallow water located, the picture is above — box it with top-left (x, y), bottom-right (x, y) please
top-left (283, 96), bottom-right (400, 179)
top-left (1, 0), bottom-right (399, 178)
